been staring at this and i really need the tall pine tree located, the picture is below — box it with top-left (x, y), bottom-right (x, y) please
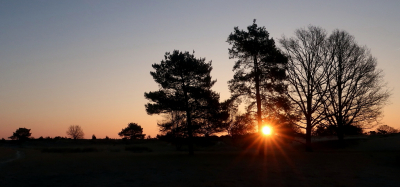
top-left (145, 50), bottom-right (223, 155)
top-left (227, 20), bottom-right (288, 155)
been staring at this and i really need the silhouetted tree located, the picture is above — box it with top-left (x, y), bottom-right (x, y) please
top-left (8, 127), bottom-right (31, 140)
top-left (313, 123), bottom-right (363, 136)
top-left (118, 123), bottom-right (145, 139)
top-left (280, 26), bottom-right (331, 151)
top-left (53, 136), bottom-right (64, 140)
top-left (158, 111), bottom-right (188, 138)
top-left (227, 20), bottom-right (288, 155)
top-left (323, 30), bottom-right (390, 142)
top-left (228, 19), bottom-right (288, 134)
top-left (92, 134), bottom-right (97, 140)
top-left (376, 125), bottom-right (398, 134)
top-left (229, 113), bottom-right (256, 136)
top-left (66, 125), bottom-right (85, 139)
top-left (145, 50), bottom-right (222, 155)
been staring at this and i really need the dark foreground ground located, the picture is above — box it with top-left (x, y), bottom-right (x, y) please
top-left (0, 135), bottom-right (400, 187)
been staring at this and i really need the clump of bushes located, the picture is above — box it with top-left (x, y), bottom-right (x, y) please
top-left (125, 146), bottom-right (152, 153)
top-left (42, 147), bottom-right (98, 153)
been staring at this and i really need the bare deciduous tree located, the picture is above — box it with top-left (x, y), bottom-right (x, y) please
top-left (323, 30), bottom-right (390, 142)
top-left (279, 26), bottom-right (331, 151)
top-left (66, 125), bottom-right (84, 139)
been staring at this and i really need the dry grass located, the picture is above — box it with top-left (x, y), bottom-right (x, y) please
top-left (0, 135), bottom-right (400, 187)
top-left (0, 147), bottom-right (15, 162)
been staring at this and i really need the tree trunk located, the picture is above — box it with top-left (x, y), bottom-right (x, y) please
top-left (305, 117), bottom-right (313, 152)
top-left (183, 86), bottom-right (194, 155)
top-left (306, 92), bottom-right (313, 152)
top-left (336, 56), bottom-right (344, 146)
top-left (254, 56), bottom-right (264, 156)
top-left (186, 110), bottom-right (194, 155)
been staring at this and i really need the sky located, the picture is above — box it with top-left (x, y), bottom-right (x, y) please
top-left (1, 0), bottom-right (399, 139)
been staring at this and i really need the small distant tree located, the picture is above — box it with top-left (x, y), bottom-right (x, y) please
top-left (9, 127), bottom-right (32, 140)
top-left (54, 136), bottom-right (63, 140)
top-left (92, 134), bottom-right (97, 140)
top-left (118, 123), bottom-right (145, 139)
top-left (105, 136), bottom-right (110, 140)
top-left (376, 125), bottom-right (398, 135)
top-left (66, 125), bottom-right (85, 139)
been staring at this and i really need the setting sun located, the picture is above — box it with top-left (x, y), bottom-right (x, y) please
top-left (262, 126), bottom-right (272, 135)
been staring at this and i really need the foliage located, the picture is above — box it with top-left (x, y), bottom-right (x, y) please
top-left (8, 127), bottom-right (32, 140)
top-left (92, 134), bottom-right (97, 140)
top-left (125, 146), bottom-right (152, 153)
top-left (376, 125), bottom-right (398, 135)
top-left (157, 111), bottom-right (188, 138)
top-left (54, 136), bottom-right (67, 140)
top-left (145, 50), bottom-right (225, 155)
top-left (227, 19), bottom-right (288, 135)
top-left (66, 125), bottom-right (85, 139)
top-left (228, 113), bottom-right (256, 136)
top-left (313, 124), bottom-right (363, 136)
top-left (118, 123), bottom-right (145, 139)
top-left (42, 147), bottom-right (98, 153)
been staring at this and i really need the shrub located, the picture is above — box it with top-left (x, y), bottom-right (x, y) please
top-left (125, 146), bottom-right (152, 153)
top-left (41, 147), bottom-right (98, 153)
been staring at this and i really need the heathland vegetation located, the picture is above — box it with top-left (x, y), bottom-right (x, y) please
top-left (1, 21), bottom-right (398, 186)
top-left (3, 20), bottom-right (394, 154)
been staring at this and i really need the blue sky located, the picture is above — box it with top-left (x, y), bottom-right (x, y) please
top-left (0, 0), bottom-right (399, 138)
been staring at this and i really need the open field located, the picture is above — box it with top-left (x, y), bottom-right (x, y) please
top-left (1, 135), bottom-right (400, 187)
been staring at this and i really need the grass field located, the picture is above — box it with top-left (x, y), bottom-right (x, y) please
top-left (0, 135), bottom-right (399, 187)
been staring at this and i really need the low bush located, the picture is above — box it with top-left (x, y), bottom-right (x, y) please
top-left (41, 147), bottom-right (98, 153)
top-left (125, 146), bottom-right (152, 153)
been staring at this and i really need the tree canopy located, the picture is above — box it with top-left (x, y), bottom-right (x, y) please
top-left (66, 125), bottom-right (85, 139)
top-left (280, 26), bottom-right (332, 151)
top-left (323, 30), bottom-right (390, 141)
top-left (227, 20), bottom-right (288, 132)
top-left (118, 123), bottom-right (145, 139)
top-left (9, 127), bottom-right (31, 140)
top-left (280, 26), bottom-right (390, 149)
top-left (145, 50), bottom-right (226, 155)
top-left (227, 20), bottom-right (289, 154)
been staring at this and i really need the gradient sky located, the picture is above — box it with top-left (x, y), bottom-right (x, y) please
top-left (1, 0), bottom-right (399, 139)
